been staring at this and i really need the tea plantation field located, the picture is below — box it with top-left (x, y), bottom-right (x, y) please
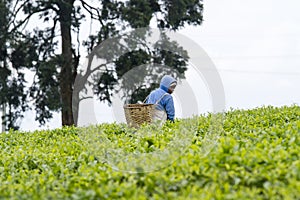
top-left (0, 105), bottom-right (299, 199)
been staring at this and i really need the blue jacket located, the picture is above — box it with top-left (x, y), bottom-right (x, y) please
top-left (146, 75), bottom-right (176, 121)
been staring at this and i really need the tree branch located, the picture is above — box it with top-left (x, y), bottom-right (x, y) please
top-left (79, 0), bottom-right (105, 27)
top-left (9, 5), bottom-right (58, 34)
top-left (50, 16), bottom-right (59, 45)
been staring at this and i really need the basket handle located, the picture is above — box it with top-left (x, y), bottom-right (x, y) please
top-left (155, 93), bottom-right (168, 104)
top-left (143, 95), bottom-right (150, 103)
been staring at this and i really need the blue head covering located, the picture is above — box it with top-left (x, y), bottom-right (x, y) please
top-left (160, 75), bottom-right (177, 92)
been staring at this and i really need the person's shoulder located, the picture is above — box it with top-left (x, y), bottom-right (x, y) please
top-left (150, 88), bottom-right (160, 95)
top-left (165, 94), bottom-right (173, 100)
top-left (161, 93), bottom-right (172, 101)
top-left (152, 88), bottom-right (164, 94)
top-left (149, 88), bottom-right (161, 99)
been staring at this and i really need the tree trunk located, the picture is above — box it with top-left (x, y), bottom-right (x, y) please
top-left (59, 0), bottom-right (75, 126)
top-left (1, 103), bottom-right (6, 132)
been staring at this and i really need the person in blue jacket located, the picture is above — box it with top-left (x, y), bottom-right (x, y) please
top-left (146, 75), bottom-right (177, 122)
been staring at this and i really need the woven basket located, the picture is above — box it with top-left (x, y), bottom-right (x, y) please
top-left (124, 94), bottom-right (168, 128)
top-left (123, 103), bottom-right (156, 128)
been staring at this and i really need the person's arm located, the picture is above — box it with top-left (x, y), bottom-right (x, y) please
top-left (165, 96), bottom-right (175, 122)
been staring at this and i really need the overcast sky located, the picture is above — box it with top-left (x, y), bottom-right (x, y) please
top-left (182, 0), bottom-right (300, 108)
top-left (10, 0), bottom-right (300, 131)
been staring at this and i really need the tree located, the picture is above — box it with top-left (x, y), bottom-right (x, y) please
top-left (0, 0), bottom-right (37, 130)
top-left (1, 0), bottom-right (204, 128)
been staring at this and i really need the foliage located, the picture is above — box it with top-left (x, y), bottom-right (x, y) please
top-left (0, 105), bottom-right (299, 199)
top-left (0, 0), bottom-right (36, 130)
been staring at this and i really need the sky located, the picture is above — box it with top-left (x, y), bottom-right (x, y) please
top-left (2, 0), bottom-right (299, 131)
top-left (185, 0), bottom-right (300, 109)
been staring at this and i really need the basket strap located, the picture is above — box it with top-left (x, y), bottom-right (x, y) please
top-left (155, 93), bottom-right (168, 104)
top-left (143, 95), bottom-right (150, 103)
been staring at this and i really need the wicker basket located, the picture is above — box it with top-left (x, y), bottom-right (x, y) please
top-left (124, 94), bottom-right (168, 128)
top-left (123, 103), bottom-right (156, 128)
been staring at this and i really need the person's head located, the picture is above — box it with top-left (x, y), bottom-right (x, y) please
top-left (160, 75), bottom-right (177, 94)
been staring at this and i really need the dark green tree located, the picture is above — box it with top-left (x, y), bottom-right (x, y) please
top-left (0, 0), bottom-right (38, 130)
top-left (1, 0), bottom-right (204, 128)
